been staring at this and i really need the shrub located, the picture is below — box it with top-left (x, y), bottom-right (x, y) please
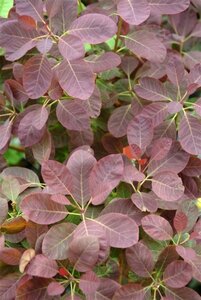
top-left (0, 0), bottom-right (201, 299)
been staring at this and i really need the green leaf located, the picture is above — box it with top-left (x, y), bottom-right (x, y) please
top-left (0, 0), bottom-right (14, 18)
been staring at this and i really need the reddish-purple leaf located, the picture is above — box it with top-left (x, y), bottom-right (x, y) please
top-left (135, 77), bottom-right (169, 101)
top-left (101, 198), bottom-right (146, 226)
top-left (26, 254), bottom-right (58, 278)
top-left (0, 197), bottom-right (8, 225)
top-left (36, 38), bottom-right (53, 54)
top-left (16, 278), bottom-right (52, 300)
top-left (178, 114), bottom-right (201, 155)
top-left (56, 100), bottom-right (90, 131)
top-left (23, 55), bottom-right (53, 99)
top-left (122, 156), bottom-right (145, 183)
top-left (56, 59), bottom-right (95, 100)
top-left (150, 138), bottom-right (172, 161)
top-left (69, 13), bottom-right (117, 44)
top-left (79, 271), bottom-right (100, 296)
top-left (0, 273), bottom-right (21, 300)
top-left (187, 63), bottom-right (201, 88)
top-left (58, 34), bottom-right (84, 61)
top-left (125, 30), bottom-right (167, 63)
top-left (193, 98), bottom-right (201, 116)
top-left (4, 79), bottom-right (28, 104)
top-left (121, 56), bottom-right (139, 75)
top-left (141, 214), bottom-right (173, 240)
top-left (66, 149), bottom-right (96, 206)
top-left (18, 111), bottom-right (46, 147)
top-left (95, 213), bottom-right (139, 248)
top-left (117, 0), bottom-right (150, 25)
top-left (152, 172), bottom-right (184, 201)
top-left (42, 223), bottom-right (76, 259)
top-left (108, 104), bottom-right (135, 138)
top-left (0, 21), bottom-right (38, 61)
top-left (87, 52), bottom-right (121, 73)
top-left (131, 192), bottom-right (158, 212)
top-left (42, 160), bottom-right (72, 195)
top-left (32, 130), bottom-right (52, 164)
top-left (90, 154), bottom-right (124, 205)
top-left (167, 102), bottom-right (183, 114)
top-left (68, 236), bottom-right (99, 272)
top-left (93, 278), bottom-right (120, 300)
top-left (113, 283), bottom-right (150, 300)
top-left (163, 260), bottom-right (192, 288)
top-left (25, 221), bottom-right (48, 248)
top-left (139, 102), bottom-right (168, 127)
top-left (50, 194), bottom-right (70, 205)
top-left (166, 56), bottom-right (185, 86)
top-left (20, 193), bottom-right (68, 225)
top-left (148, 0), bottom-right (190, 14)
top-left (148, 142), bottom-right (189, 176)
top-left (78, 86), bottom-right (101, 118)
top-left (165, 287), bottom-right (201, 300)
top-left (127, 117), bottom-right (153, 152)
top-left (0, 248), bottom-right (22, 266)
top-left (182, 157), bottom-right (201, 177)
top-left (47, 282), bottom-right (65, 296)
top-left (126, 241), bottom-right (154, 277)
top-left (16, 0), bottom-right (43, 21)
top-left (173, 211), bottom-right (188, 233)
top-left (0, 120), bottom-right (12, 151)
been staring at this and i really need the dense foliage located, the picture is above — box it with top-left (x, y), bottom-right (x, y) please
top-left (0, 0), bottom-right (201, 299)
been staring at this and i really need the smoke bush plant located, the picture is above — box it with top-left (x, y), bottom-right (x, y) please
top-left (0, 0), bottom-right (201, 299)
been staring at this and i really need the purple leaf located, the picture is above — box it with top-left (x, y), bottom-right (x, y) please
top-left (95, 213), bottom-right (139, 248)
top-left (193, 98), bottom-right (201, 116)
top-left (163, 260), bottom-right (192, 288)
top-left (166, 56), bottom-right (185, 86)
top-left (127, 117), bottom-right (153, 152)
top-left (167, 102), bottom-right (183, 114)
top-left (68, 236), bottom-right (99, 272)
top-left (150, 138), bottom-right (172, 161)
top-left (125, 30), bottom-right (167, 63)
top-left (152, 172), bottom-right (184, 201)
top-left (121, 56), bottom-right (139, 76)
top-left (32, 130), bottom-right (52, 164)
top-left (26, 254), bottom-right (58, 278)
top-left (66, 149), bottom-right (96, 206)
top-left (182, 157), bottom-right (201, 177)
top-left (117, 0), bottom-right (150, 25)
top-left (122, 156), bottom-right (145, 184)
top-left (16, 278), bottom-right (53, 300)
top-left (0, 197), bottom-right (8, 225)
top-left (0, 248), bottom-right (22, 266)
top-left (131, 192), bottom-right (158, 212)
top-left (108, 104), bottom-right (135, 138)
top-left (23, 55), bottom-right (53, 99)
top-left (94, 278), bottom-right (120, 300)
top-left (4, 79), bottom-right (29, 104)
top-left (20, 193), bottom-right (68, 225)
top-left (148, 0), bottom-right (190, 14)
top-left (113, 283), bottom-right (150, 300)
top-left (0, 120), bottom-right (12, 152)
top-left (87, 52), bottom-right (121, 73)
top-left (42, 223), bottom-right (76, 259)
top-left (148, 142), bottom-right (189, 176)
top-left (139, 102), bottom-right (168, 127)
top-left (1, 176), bottom-right (20, 201)
top-left (58, 35), bottom-right (84, 61)
top-left (16, 0), bottom-right (43, 21)
top-left (41, 160), bottom-right (72, 195)
top-left (0, 273), bottom-right (21, 300)
top-left (56, 59), bottom-right (95, 100)
top-left (165, 287), bottom-right (201, 300)
top-left (179, 114), bottom-right (201, 155)
top-left (56, 100), bottom-right (90, 131)
top-left (126, 241), bottom-right (154, 277)
top-left (89, 154), bottom-right (124, 205)
top-left (79, 271), bottom-right (100, 296)
top-left (173, 211), bottom-right (188, 233)
top-left (0, 21), bottom-right (38, 61)
top-left (69, 13), bottom-right (117, 44)
top-left (25, 221), bottom-right (48, 248)
top-left (36, 38), bottom-right (53, 54)
top-left (100, 198), bottom-right (146, 226)
top-left (187, 63), bottom-right (201, 89)
top-left (47, 282), bottom-right (64, 296)
top-left (50, 194), bottom-right (70, 205)
top-left (78, 86), bottom-right (101, 118)
top-left (134, 77), bottom-right (169, 101)
top-left (141, 214), bottom-right (173, 240)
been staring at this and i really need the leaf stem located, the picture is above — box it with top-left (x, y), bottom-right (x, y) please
top-left (114, 17), bottom-right (123, 52)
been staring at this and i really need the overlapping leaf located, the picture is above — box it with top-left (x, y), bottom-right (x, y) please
top-left (117, 0), bottom-right (150, 25)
